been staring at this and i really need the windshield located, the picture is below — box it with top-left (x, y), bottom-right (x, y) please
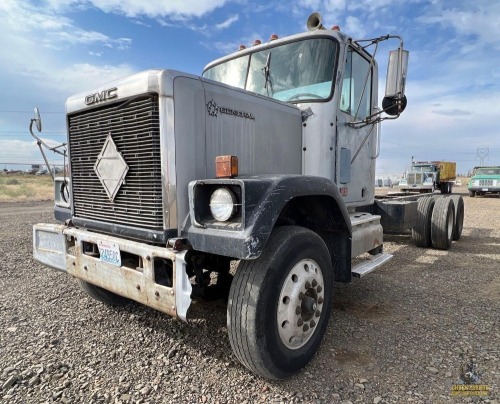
top-left (476, 168), bottom-right (500, 175)
top-left (411, 165), bottom-right (433, 173)
top-left (203, 38), bottom-right (337, 103)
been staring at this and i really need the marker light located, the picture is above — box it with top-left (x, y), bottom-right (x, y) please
top-left (253, 39), bottom-right (262, 46)
top-left (331, 25), bottom-right (340, 31)
top-left (238, 45), bottom-right (246, 51)
top-left (210, 188), bottom-right (236, 222)
top-left (215, 155), bottom-right (238, 178)
top-left (269, 34), bottom-right (279, 41)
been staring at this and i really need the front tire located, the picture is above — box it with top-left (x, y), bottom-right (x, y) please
top-left (78, 279), bottom-right (130, 306)
top-left (227, 226), bottom-right (333, 379)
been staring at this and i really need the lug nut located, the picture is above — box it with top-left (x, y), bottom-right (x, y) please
top-left (303, 324), bottom-right (309, 332)
top-left (297, 319), bottom-right (304, 327)
top-left (315, 310), bottom-right (321, 318)
top-left (295, 306), bottom-right (301, 315)
top-left (305, 281), bottom-right (311, 289)
top-left (317, 285), bottom-right (322, 293)
top-left (312, 279), bottom-right (317, 287)
top-left (310, 320), bottom-right (316, 328)
top-left (318, 297), bottom-right (324, 304)
top-left (299, 292), bottom-right (304, 300)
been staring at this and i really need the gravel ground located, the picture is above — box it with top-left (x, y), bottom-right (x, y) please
top-left (0, 191), bottom-right (499, 403)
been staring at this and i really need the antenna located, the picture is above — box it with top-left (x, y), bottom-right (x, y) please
top-left (476, 148), bottom-right (489, 166)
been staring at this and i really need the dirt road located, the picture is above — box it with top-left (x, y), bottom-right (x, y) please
top-left (0, 191), bottom-right (498, 403)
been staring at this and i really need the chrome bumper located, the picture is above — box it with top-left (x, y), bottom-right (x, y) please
top-left (33, 223), bottom-right (192, 321)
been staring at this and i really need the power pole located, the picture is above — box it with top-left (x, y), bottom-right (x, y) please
top-left (476, 148), bottom-right (489, 166)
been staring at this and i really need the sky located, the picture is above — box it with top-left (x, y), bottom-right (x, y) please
top-left (0, 0), bottom-right (499, 176)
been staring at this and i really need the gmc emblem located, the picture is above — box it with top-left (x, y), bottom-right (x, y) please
top-left (85, 87), bottom-right (118, 105)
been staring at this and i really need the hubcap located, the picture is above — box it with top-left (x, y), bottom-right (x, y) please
top-left (277, 259), bottom-right (325, 350)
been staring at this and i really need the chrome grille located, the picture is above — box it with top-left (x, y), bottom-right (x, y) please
top-left (479, 179), bottom-right (493, 186)
top-left (68, 95), bottom-right (163, 230)
top-left (407, 173), bottom-right (423, 185)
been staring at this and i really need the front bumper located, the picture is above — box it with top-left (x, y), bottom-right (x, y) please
top-left (468, 186), bottom-right (500, 193)
top-left (33, 223), bottom-right (192, 321)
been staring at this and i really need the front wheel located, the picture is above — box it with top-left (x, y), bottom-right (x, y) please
top-left (78, 279), bottom-right (130, 306)
top-left (227, 226), bottom-right (333, 379)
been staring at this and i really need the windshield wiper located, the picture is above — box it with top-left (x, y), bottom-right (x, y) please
top-left (263, 52), bottom-right (273, 95)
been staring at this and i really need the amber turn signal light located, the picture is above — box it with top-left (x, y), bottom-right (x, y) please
top-left (216, 155), bottom-right (238, 178)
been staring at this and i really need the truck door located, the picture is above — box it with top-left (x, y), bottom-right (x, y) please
top-left (336, 46), bottom-right (377, 205)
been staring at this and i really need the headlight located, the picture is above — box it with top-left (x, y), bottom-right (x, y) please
top-left (209, 188), bottom-right (236, 221)
top-left (54, 177), bottom-right (71, 208)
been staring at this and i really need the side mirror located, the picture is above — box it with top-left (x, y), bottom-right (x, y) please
top-left (33, 107), bottom-right (42, 132)
top-left (383, 48), bottom-right (409, 116)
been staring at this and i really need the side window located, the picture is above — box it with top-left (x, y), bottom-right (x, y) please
top-left (340, 48), bottom-right (372, 120)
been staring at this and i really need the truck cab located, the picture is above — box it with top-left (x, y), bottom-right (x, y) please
top-left (32, 13), bottom-right (427, 380)
top-left (468, 166), bottom-right (500, 197)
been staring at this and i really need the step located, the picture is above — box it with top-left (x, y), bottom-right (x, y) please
top-left (351, 253), bottom-right (393, 278)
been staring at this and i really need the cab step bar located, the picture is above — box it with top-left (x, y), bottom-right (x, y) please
top-left (351, 253), bottom-right (393, 278)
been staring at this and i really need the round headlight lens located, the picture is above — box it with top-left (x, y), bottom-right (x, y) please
top-left (210, 188), bottom-right (236, 222)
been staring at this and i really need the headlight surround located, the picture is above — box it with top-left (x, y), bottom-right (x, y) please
top-left (209, 187), bottom-right (236, 222)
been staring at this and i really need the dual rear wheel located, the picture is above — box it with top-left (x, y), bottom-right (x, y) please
top-left (412, 195), bottom-right (463, 250)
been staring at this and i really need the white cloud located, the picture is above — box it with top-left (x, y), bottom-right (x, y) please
top-left (46, 0), bottom-right (230, 19)
top-left (0, 139), bottom-right (64, 166)
top-left (0, 1), bottom-right (132, 51)
top-left (0, 1), bottom-right (136, 103)
top-left (344, 16), bottom-right (366, 38)
top-left (422, 3), bottom-right (500, 47)
top-left (215, 14), bottom-right (239, 30)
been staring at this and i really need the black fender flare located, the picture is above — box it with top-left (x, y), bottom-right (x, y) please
top-left (183, 175), bottom-right (351, 261)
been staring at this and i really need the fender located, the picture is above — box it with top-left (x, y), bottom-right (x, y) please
top-left (182, 174), bottom-right (351, 260)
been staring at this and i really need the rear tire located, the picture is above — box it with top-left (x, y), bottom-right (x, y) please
top-left (468, 191), bottom-right (475, 197)
top-left (78, 280), bottom-right (130, 306)
top-left (431, 197), bottom-right (455, 250)
top-left (227, 226), bottom-right (333, 379)
top-left (412, 197), bottom-right (435, 247)
top-left (450, 195), bottom-right (464, 241)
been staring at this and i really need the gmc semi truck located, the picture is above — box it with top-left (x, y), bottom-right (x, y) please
top-left (33, 13), bottom-right (464, 379)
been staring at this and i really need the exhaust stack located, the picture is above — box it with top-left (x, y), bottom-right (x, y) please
top-left (307, 12), bottom-right (325, 31)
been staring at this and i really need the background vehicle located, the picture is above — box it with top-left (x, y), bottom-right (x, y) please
top-left (33, 13), bottom-right (464, 379)
top-left (468, 166), bottom-right (500, 197)
top-left (399, 161), bottom-right (456, 193)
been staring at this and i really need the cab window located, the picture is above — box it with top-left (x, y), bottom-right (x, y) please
top-left (340, 48), bottom-right (372, 120)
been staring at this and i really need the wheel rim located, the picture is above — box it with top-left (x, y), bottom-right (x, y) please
top-left (277, 259), bottom-right (325, 350)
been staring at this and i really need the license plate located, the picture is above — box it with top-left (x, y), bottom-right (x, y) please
top-left (482, 188), bottom-right (489, 192)
top-left (98, 241), bottom-right (121, 267)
